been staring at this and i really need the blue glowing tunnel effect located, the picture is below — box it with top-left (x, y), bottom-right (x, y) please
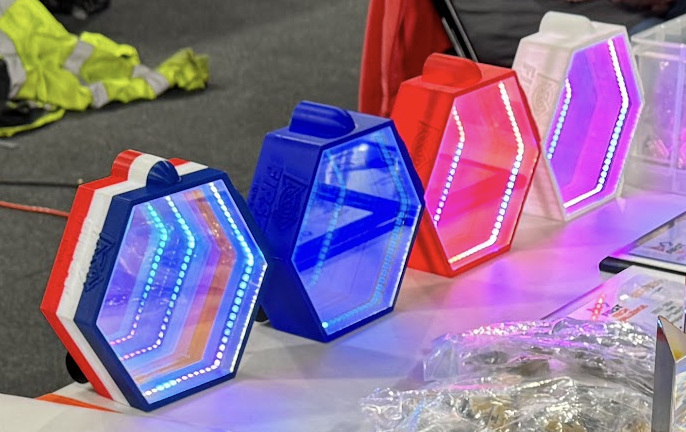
top-left (291, 127), bottom-right (422, 336)
top-left (96, 181), bottom-right (267, 405)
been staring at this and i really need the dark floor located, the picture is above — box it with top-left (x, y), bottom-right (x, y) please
top-left (0, 0), bottom-right (368, 398)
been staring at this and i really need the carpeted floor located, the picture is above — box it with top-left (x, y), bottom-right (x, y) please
top-left (0, 0), bottom-right (368, 398)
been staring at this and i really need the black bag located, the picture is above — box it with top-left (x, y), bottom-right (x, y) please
top-left (432, 0), bottom-right (650, 67)
top-left (40, 0), bottom-right (110, 19)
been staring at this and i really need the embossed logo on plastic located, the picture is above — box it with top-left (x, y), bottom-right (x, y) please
top-left (250, 161), bottom-right (307, 232)
top-left (517, 63), bottom-right (536, 88)
top-left (274, 174), bottom-right (307, 231)
top-left (531, 75), bottom-right (557, 118)
top-left (249, 163), bottom-right (283, 229)
top-left (531, 74), bottom-right (557, 127)
top-left (84, 233), bottom-right (115, 292)
top-left (412, 121), bottom-right (440, 172)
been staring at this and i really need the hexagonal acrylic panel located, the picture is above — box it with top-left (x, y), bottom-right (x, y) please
top-left (391, 54), bottom-right (540, 278)
top-left (513, 12), bottom-right (643, 221)
top-left (41, 151), bottom-right (268, 411)
top-left (292, 127), bottom-right (421, 336)
top-left (248, 101), bottom-right (424, 342)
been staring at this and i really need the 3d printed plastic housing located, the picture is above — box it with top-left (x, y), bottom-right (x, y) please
top-left (626, 16), bottom-right (686, 195)
top-left (248, 101), bottom-right (424, 342)
top-left (513, 12), bottom-right (643, 221)
top-left (391, 53), bottom-right (540, 278)
top-left (41, 151), bottom-right (269, 411)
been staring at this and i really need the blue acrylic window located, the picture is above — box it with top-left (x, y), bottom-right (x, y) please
top-left (96, 181), bottom-right (267, 404)
top-left (291, 127), bottom-right (423, 335)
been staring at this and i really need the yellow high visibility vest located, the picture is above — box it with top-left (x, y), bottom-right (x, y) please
top-left (0, 0), bottom-right (209, 136)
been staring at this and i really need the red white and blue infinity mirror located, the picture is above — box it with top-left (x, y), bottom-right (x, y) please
top-left (41, 150), bottom-right (269, 411)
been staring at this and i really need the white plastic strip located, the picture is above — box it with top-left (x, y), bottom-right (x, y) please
top-left (176, 162), bottom-right (207, 175)
top-left (57, 181), bottom-right (139, 405)
top-left (57, 155), bottom-right (169, 405)
top-left (127, 154), bottom-right (166, 183)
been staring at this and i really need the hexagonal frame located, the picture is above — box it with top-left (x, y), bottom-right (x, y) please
top-left (41, 150), bottom-right (270, 411)
top-left (247, 101), bottom-right (425, 342)
top-left (513, 12), bottom-right (644, 221)
top-left (391, 54), bottom-right (541, 278)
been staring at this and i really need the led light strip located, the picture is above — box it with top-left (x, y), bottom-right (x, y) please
top-left (308, 154), bottom-right (347, 290)
top-left (563, 38), bottom-right (629, 209)
top-left (143, 183), bottom-right (265, 397)
top-left (322, 139), bottom-right (415, 331)
top-left (448, 82), bottom-right (525, 264)
top-left (121, 198), bottom-right (196, 360)
top-left (546, 79), bottom-right (572, 161)
top-left (110, 204), bottom-right (168, 346)
top-left (433, 107), bottom-right (465, 226)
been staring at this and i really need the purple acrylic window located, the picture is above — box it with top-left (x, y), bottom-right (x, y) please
top-left (544, 36), bottom-right (642, 215)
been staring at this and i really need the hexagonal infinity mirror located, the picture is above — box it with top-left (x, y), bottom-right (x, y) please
top-left (391, 53), bottom-right (541, 278)
top-left (247, 101), bottom-right (424, 342)
top-left (41, 150), bottom-right (269, 411)
top-left (513, 12), bottom-right (644, 221)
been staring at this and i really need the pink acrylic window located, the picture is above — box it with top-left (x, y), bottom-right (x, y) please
top-left (424, 77), bottom-right (539, 270)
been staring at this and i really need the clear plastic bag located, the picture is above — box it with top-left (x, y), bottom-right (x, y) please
top-left (361, 318), bottom-right (656, 432)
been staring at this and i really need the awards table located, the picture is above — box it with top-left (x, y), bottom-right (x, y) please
top-left (46, 189), bottom-right (685, 432)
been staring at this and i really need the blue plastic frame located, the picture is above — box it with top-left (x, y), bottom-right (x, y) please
top-left (247, 101), bottom-right (425, 342)
top-left (74, 161), bottom-right (271, 411)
